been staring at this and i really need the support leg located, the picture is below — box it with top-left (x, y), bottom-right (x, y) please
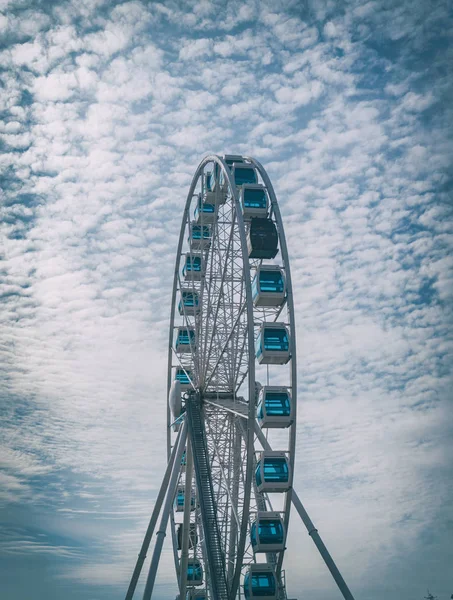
top-left (254, 422), bottom-right (356, 600)
top-left (227, 419), bottom-right (240, 587)
top-left (179, 436), bottom-right (194, 600)
top-left (291, 493), bottom-right (355, 600)
top-left (142, 420), bottom-right (188, 600)
top-left (125, 425), bottom-right (185, 600)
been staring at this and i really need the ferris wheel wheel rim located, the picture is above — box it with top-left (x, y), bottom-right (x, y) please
top-left (166, 153), bottom-right (299, 599)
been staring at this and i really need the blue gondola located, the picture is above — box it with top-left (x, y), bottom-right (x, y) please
top-left (224, 154), bottom-right (244, 167)
top-left (206, 167), bottom-right (216, 192)
top-left (205, 164), bottom-right (227, 204)
top-left (194, 196), bottom-right (216, 224)
top-left (219, 155), bottom-right (247, 189)
top-left (241, 184), bottom-right (269, 219)
top-left (177, 522), bottom-right (198, 550)
top-left (244, 564), bottom-right (277, 599)
top-left (218, 155), bottom-right (243, 192)
top-left (183, 253), bottom-right (203, 281)
top-left (176, 327), bottom-right (196, 353)
top-left (186, 559), bottom-right (203, 586)
top-left (175, 487), bottom-right (196, 512)
top-left (247, 218), bottom-right (279, 259)
top-left (252, 266), bottom-right (286, 307)
top-left (255, 452), bottom-right (291, 493)
top-left (189, 222), bottom-right (211, 250)
top-left (175, 367), bottom-right (193, 390)
top-left (178, 290), bottom-right (200, 316)
top-left (232, 163), bottom-right (258, 186)
top-left (255, 323), bottom-right (290, 365)
top-left (251, 512), bottom-right (285, 553)
top-left (257, 386), bottom-right (293, 428)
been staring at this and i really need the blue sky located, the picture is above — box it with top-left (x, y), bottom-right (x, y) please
top-left (0, 0), bottom-right (452, 599)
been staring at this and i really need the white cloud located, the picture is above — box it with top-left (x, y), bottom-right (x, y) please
top-left (0, 12), bottom-right (8, 32)
top-left (33, 71), bottom-right (78, 101)
top-left (1, 0), bottom-right (452, 598)
top-left (323, 21), bottom-right (338, 37)
top-left (353, 1), bottom-right (377, 19)
top-left (10, 40), bottom-right (44, 68)
top-left (401, 91), bottom-right (436, 112)
top-left (179, 37), bottom-right (213, 60)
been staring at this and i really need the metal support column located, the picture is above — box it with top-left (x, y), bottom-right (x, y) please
top-left (179, 436), bottom-right (194, 600)
top-left (227, 419), bottom-right (240, 586)
top-left (142, 419), bottom-right (188, 600)
top-left (125, 425), bottom-right (185, 600)
top-left (254, 422), bottom-right (356, 600)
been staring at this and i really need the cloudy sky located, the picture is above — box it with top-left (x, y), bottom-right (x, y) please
top-left (1, 0), bottom-right (452, 599)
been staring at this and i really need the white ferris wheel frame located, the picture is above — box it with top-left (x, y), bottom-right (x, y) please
top-left (165, 154), bottom-right (296, 599)
top-left (124, 154), bottom-right (356, 600)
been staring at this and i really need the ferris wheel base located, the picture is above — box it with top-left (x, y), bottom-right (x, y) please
top-left (124, 414), bottom-right (356, 600)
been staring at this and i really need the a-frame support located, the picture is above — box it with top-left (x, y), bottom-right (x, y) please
top-left (254, 423), bottom-right (356, 600)
top-left (124, 415), bottom-right (356, 600)
top-left (124, 420), bottom-right (187, 600)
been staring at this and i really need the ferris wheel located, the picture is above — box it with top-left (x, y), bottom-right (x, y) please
top-left (124, 155), bottom-right (356, 600)
top-left (166, 153), bottom-right (297, 600)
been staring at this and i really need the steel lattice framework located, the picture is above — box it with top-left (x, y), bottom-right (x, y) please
top-left (124, 154), bottom-right (356, 600)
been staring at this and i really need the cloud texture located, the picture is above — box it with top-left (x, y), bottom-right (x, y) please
top-left (0, 0), bottom-right (452, 599)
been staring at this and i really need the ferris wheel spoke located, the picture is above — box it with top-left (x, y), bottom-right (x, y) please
top-left (204, 414), bottom-right (241, 530)
top-left (198, 197), bottom-right (222, 380)
top-left (232, 327), bottom-right (251, 395)
top-left (203, 299), bottom-right (247, 391)
top-left (230, 268), bottom-right (246, 384)
top-left (201, 208), bottom-right (237, 389)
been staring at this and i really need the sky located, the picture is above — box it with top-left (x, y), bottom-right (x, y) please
top-left (0, 0), bottom-right (452, 599)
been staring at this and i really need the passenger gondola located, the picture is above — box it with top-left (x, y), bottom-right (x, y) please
top-left (178, 290), bottom-right (200, 316)
top-left (257, 386), bottom-right (293, 428)
top-left (252, 266), bottom-right (285, 306)
top-left (186, 559), bottom-right (203, 586)
top-left (232, 162), bottom-right (257, 186)
top-left (176, 326), bottom-right (196, 353)
top-left (175, 487), bottom-right (196, 512)
top-left (206, 163), bottom-right (227, 205)
top-left (243, 564), bottom-right (277, 599)
top-left (251, 512), bottom-right (285, 553)
top-left (183, 253), bottom-right (203, 281)
top-left (240, 184), bottom-right (269, 219)
top-left (194, 196), bottom-right (216, 224)
top-left (255, 452), bottom-right (291, 493)
top-left (174, 367), bottom-right (193, 390)
top-left (189, 222), bottom-right (211, 250)
top-left (224, 154), bottom-right (244, 167)
top-left (247, 217), bottom-right (279, 259)
top-left (255, 323), bottom-right (290, 364)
